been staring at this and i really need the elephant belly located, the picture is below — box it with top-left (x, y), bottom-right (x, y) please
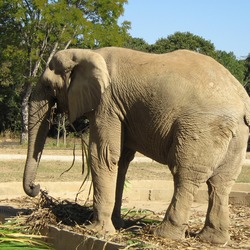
top-left (124, 129), bottom-right (173, 165)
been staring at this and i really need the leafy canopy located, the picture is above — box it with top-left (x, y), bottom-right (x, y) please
top-left (150, 32), bottom-right (216, 57)
top-left (0, 0), bottom-right (130, 134)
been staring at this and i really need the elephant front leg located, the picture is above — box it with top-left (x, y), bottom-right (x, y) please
top-left (88, 151), bottom-right (118, 234)
top-left (112, 148), bottom-right (135, 228)
top-left (87, 116), bottom-right (123, 235)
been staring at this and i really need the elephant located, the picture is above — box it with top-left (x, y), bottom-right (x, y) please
top-left (23, 47), bottom-right (250, 244)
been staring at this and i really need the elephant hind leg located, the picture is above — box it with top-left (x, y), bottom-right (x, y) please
top-left (199, 122), bottom-right (249, 244)
top-left (154, 119), bottom-right (240, 240)
top-left (198, 176), bottom-right (232, 244)
top-left (155, 137), bottom-right (212, 239)
top-left (154, 171), bottom-right (205, 240)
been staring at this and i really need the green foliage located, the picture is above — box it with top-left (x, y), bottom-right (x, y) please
top-left (244, 55), bottom-right (250, 95)
top-left (150, 31), bottom-right (216, 57)
top-left (123, 36), bottom-right (150, 52)
top-left (0, 0), bottom-right (130, 135)
top-left (244, 54), bottom-right (250, 84)
top-left (0, 47), bottom-right (24, 134)
top-left (215, 50), bottom-right (246, 83)
top-left (0, 84), bottom-right (22, 133)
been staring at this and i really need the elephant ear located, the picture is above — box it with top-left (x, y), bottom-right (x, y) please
top-left (50, 50), bottom-right (110, 123)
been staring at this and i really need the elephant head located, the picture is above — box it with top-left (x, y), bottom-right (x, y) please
top-left (23, 49), bottom-right (110, 197)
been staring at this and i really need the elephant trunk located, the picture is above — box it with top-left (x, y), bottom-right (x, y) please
top-left (23, 85), bottom-right (55, 197)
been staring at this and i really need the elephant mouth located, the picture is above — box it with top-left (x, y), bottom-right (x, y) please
top-left (53, 93), bottom-right (69, 116)
top-left (50, 99), bottom-right (68, 121)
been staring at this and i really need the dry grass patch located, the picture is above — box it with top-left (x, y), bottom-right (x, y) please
top-left (0, 160), bottom-right (249, 183)
top-left (5, 192), bottom-right (250, 250)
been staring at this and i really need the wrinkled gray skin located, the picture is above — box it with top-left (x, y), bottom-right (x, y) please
top-left (23, 47), bottom-right (250, 244)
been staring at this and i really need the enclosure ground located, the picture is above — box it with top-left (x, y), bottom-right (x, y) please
top-left (0, 141), bottom-right (250, 249)
top-left (0, 195), bottom-right (249, 250)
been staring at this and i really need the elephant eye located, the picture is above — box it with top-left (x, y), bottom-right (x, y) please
top-left (44, 84), bottom-right (51, 93)
top-left (45, 84), bottom-right (50, 90)
top-left (43, 80), bottom-right (53, 92)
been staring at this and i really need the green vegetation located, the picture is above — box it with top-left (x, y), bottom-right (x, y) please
top-left (236, 166), bottom-right (250, 183)
top-left (0, 0), bottom-right (130, 142)
top-left (0, 220), bottom-right (52, 249)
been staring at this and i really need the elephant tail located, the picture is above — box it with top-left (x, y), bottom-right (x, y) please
top-left (245, 115), bottom-right (250, 127)
top-left (244, 112), bottom-right (250, 127)
top-left (240, 87), bottom-right (250, 127)
top-left (244, 99), bottom-right (250, 127)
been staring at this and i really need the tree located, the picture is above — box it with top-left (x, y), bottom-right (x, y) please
top-left (215, 50), bottom-right (246, 84)
top-left (0, 2), bottom-right (25, 135)
top-left (243, 54), bottom-right (250, 94)
top-left (150, 32), bottom-right (216, 57)
top-left (244, 54), bottom-right (250, 83)
top-left (0, 0), bottom-right (130, 142)
top-left (123, 36), bottom-right (150, 52)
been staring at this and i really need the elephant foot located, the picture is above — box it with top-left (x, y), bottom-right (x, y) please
top-left (154, 221), bottom-right (186, 240)
top-left (86, 220), bottom-right (116, 235)
top-left (198, 226), bottom-right (230, 244)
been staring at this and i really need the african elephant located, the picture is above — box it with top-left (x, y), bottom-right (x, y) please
top-left (23, 47), bottom-right (250, 244)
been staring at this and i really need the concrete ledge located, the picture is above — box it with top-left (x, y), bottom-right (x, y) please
top-left (229, 191), bottom-right (250, 205)
top-left (0, 181), bottom-right (249, 205)
top-left (41, 226), bottom-right (123, 250)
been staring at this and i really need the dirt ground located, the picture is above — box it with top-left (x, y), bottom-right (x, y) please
top-left (0, 143), bottom-right (250, 249)
top-left (0, 194), bottom-right (249, 250)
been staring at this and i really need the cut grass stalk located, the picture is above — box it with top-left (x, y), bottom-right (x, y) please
top-left (0, 219), bottom-right (52, 249)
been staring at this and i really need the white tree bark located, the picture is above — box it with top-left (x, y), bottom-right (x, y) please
top-left (20, 36), bottom-right (72, 144)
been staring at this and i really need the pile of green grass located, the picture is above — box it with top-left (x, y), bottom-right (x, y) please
top-left (0, 220), bottom-right (52, 249)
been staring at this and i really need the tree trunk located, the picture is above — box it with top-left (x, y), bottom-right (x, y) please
top-left (20, 59), bottom-right (41, 144)
top-left (20, 82), bottom-right (33, 144)
top-left (20, 37), bottom-right (49, 144)
top-left (21, 37), bottom-right (72, 144)
top-left (57, 114), bottom-right (61, 147)
top-left (56, 114), bottom-right (67, 147)
top-left (63, 114), bottom-right (67, 146)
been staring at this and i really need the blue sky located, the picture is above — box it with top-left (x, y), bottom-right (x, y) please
top-left (119, 1), bottom-right (250, 59)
